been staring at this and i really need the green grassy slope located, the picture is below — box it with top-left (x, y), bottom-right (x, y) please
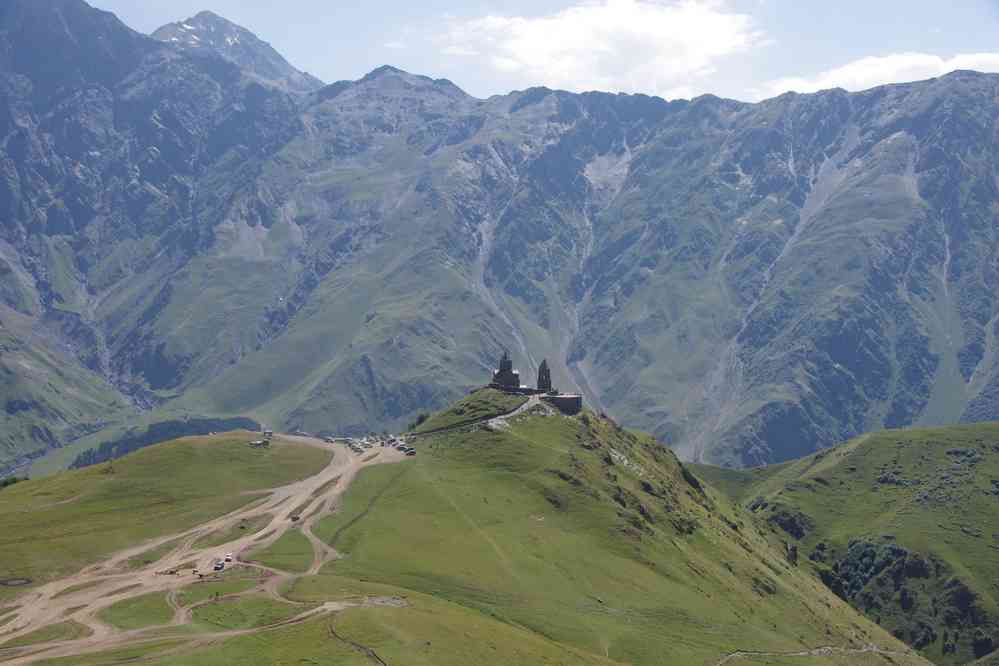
top-left (26, 406), bottom-right (230, 478)
top-left (128, 590), bottom-right (621, 666)
top-left (27, 400), bottom-right (922, 666)
top-left (297, 404), bottom-right (919, 665)
top-left (0, 319), bottom-right (134, 472)
top-left (0, 433), bottom-right (329, 600)
top-left (693, 424), bottom-right (999, 665)
top-left (99, 592), bottom-right (173, 631)
top-left (189, 594), bottom-right (304, 631)
top-left (246, 529), bottom-right (313, 573)
top-left (177, 576), bottom-right (260, 608)
top-left (193, 514), bottom-right (272, 549)
top-left (0, 396), bottom-right (928, 665)
top-left (0, 620), bottom-right (90, 649)
top-left (411, 388), bottom-right (527, 432)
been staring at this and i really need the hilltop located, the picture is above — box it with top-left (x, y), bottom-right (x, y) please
top-left (0, 391), bottom-right (926, 664)
top-left (693, 423), bottom-right (999, 665)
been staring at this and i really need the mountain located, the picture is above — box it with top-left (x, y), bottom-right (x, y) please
top-left (151, 10), bottom-right (323, 93)
top-left (694, 422), bottom-right (999, 664)
top-left (5, 0), bottom-right (999, 475)
top-left (0, 396), bottom-right (928, 664)
top-left (0, 0), bottom-right (303, 472)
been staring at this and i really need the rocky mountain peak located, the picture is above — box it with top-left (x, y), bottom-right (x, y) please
top-left (354, 64), bottom-right (469, 100)
top-left (151, 10), bottom-right (323, 93)
top-left (360, 64), bottom-right (407, 80)
top-left (192, 9), bottom-right (228, 23)
top-left (0, 0), bottom-right (154, 108)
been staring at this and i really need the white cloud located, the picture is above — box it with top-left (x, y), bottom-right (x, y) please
top-left (383, 40), bottom-right (407, 50)
top-left (756, 52), bottom-right (999, 100)
top-left (441, 45), bottom-right (478, 57)
top-left (437, 0), bottom-right (763, 99)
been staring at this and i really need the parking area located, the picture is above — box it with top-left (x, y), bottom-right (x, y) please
top-left (320, 434), bottom-right (417, 458)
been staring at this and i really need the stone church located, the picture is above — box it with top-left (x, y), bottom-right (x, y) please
top-left (489, 351), bottom-right (582, 414)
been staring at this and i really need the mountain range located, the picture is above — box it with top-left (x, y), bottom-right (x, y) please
top-left (4, 0), bottom-right (999, 474)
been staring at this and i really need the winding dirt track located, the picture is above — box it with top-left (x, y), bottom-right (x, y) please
top-left (715, 643), bottom-right (922, 664)
top-left (0, 435), bottom-right (405, 665)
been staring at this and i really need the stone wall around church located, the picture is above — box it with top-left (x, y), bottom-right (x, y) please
top-left (543, 394), bottom-right (583, 415)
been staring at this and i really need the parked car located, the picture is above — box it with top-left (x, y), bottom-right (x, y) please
top-left (213, 562), bottom-right (225, 572)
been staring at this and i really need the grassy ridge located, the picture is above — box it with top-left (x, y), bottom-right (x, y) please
top-left (694, 424), bottom-right (999, 665)
top-left (138, 609), bottom-right (616, 666)
top-left (0, 433), bottom-right (329, 600)
top-left (302, 407), bottom-right (921, 665)
top-left (0, 324), bottom-right (134, 470)
top-left (411, 388), bottom-right (527, 433)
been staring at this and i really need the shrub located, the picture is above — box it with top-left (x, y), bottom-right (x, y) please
top-left (0, 476), bottom-right (26, 490)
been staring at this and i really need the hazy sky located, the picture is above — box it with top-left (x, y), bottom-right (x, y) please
top-left (91, 0), bottom-right (999, 102)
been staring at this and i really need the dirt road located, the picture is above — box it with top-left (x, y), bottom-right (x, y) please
top-left (0, 435), bottom-right (405, 665)
top-left (715, 643), bottom-right (922, 664)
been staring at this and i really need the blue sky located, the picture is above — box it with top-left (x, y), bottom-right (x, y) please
top-left (91, 0), bottom-right (999, 102)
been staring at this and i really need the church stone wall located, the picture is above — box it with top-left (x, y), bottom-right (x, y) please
top-left (543, 395), bottom-right (583, 415)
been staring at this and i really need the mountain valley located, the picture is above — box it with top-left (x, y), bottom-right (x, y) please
top-left (6, 1), bottom-right (999, 473)
top-left (4, 1), bottom-right (999, 663)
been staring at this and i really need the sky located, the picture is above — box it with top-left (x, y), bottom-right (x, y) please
top-left (90, 0), bottom-right (999, 102)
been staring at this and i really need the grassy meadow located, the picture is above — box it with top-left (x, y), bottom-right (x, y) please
top-left (0, 433), bottom-right (329, 600)
top-left (246, 529), bottom-right (313, 574)
top-left (99, 592), bottom-right (173, 631)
